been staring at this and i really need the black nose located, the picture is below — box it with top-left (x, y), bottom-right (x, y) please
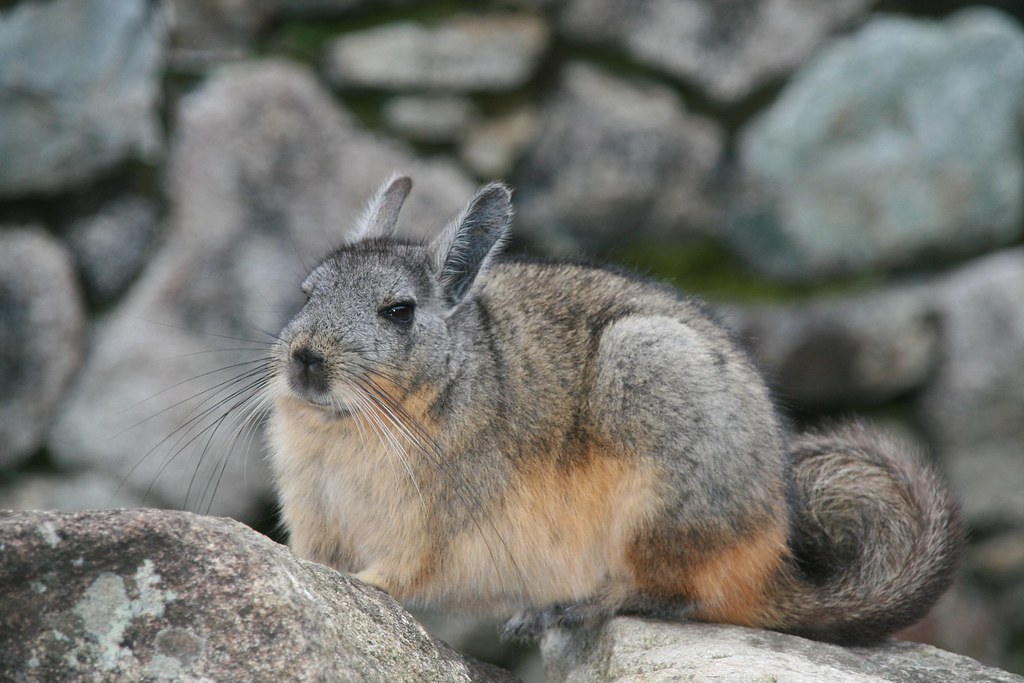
top-left (289, 346), bottom-right (328, 395)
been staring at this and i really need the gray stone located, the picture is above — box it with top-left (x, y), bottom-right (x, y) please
top-left (901, 585), bottom-right (1005, 671)
top-left (1003, 583), bottom-right (1024, 635)
top-left (944, 446), bottom-right (1024, 530)
top-left (48, 60), bottom-right (474, 521)
top-left (66, 196), bottom-right (160, 306)
top-left (558, 0), bottom-right (871, 103)
top-left (725, 283), bottom-right (939, 410)
top-left (269, 0), bottom-right (414, 15)
top-left (542, 618), bottom-right (1022, 683)
top-left (325, 14), bottom-right (549, 91)
top-left (460, 107), bottom-right (539, 179)
top-left (0, 0), bottom-right (166, 197)
top-left (383, 95), bottom-right (478, 144)
top-left (0, 227), bottom-right (85, 468)
top-left (166, 0), bottom-right (272, 68)
top-left (971, 532), bottom-right (1024, 588)
top-left (0, 471), bottom-right (147, 512)
top-left (514, 63), bottom-right (724, 254)
top-left (0, 509), bottom-right (515, 682)
top-left (918, 249), bottom-right (1024, 527)
top-left (733, 9), bottom-right (1024, 281)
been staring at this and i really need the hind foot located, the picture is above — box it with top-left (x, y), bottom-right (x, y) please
top-left (500, 602), bottom-right (607, 642)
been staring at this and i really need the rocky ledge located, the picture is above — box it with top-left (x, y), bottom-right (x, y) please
top-left (0, 509), bottom-right (512, 682)
top-left (543, 618), bottom-right (1022, 683)
top-left (1, 508), bottom-right (1019, 682)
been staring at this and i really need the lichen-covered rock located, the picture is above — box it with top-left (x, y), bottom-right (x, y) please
top-left (0, 0), bottom-right (165, 197)
top-left (0, 509), bottom-right (515, 682)
top-left (0, 227), bottom-right (85, 468)
top-left (726, 283), bottom-right (939, 410)
top-left (732, 9), bottom-right (1024, 281)
top-left (542, 618), bottom-right (1023, 683)
top-left (47, 60), bottom-right (473, 520)
top-left (918, 249), bottom-right (1024, 527)
top-left (325, 14), bottom-right (549, 91)
top-left (514, 63), bottom-right (723, 254)
top-left (558, 0), bottom-right (871, 102)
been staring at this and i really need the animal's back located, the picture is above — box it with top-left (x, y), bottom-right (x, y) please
top-left (465, 258), bottom-right (796, 626)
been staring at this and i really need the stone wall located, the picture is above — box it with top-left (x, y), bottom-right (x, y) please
top-left (1, 0), bottom-right (1023, 678)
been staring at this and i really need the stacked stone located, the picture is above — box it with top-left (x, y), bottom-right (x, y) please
top-left (2, 0), bottom-right (1024, 679)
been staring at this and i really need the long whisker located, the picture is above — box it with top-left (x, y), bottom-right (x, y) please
top-left (194, 376), bottom-right (273, 514)
top-left (122, 365), bottom-right (271, 506)
top-left (350, 381), bottom-right (427, 514)
top-left (114, 357), bottom-right (271, 427)
top-left (235, 386), bottom-right (277, 486)
top-left (145, 374), bottom-right (270, 509)
top-left (354, 371), bottom-right (532, 605)
top-left (130, 316), bottom-right (279, 346)
top-left (144, 363), bottom-right (274, 461)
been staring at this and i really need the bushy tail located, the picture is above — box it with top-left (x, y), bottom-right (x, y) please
top-left (770, 422), bottom-right (963, 645)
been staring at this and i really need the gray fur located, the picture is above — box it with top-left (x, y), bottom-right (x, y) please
top-left (267, 178), bottom-right (963, 646)
top-left (347, 174), bottom-right (413, 242)
top-left (778, 423), bottom-right (963, 644)
top-left (431, 182), bottom-right (511, 304)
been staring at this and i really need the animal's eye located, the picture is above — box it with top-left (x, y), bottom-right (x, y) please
top-left (381, 302), bottom-right (415, 324)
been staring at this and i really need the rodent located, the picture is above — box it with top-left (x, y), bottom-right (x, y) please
top-left (266, 175), bottom-right (963, 644)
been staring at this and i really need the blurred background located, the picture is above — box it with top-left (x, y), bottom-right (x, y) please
top-left (1, 0), bottom-right (1024, 679)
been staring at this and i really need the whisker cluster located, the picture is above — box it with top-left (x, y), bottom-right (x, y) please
top-left (334, 350), bottom-right (533, 606)
top-left (119, 346), bottom-right (275, 515)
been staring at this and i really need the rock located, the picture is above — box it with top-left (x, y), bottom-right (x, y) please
top-left (514, 63), bottom-right (723, 254)
top-left (1004, 583), bottom-right (1024, 634)
top-left (918, 249), bottom-right (1024, 527)
top-left (268, 0), bottom-right (414, 15)
top-left (725, 283), bottom-right (939, 410)
top-left (558, 0), bottom-right (871, 103)
top-left (542, 618), bottom-right (1023, 683)
top-left (943, 446), bottom-right (1024, 530)
top-left (0, 471), bottom-right (146, 512)
top-left (65, 196), bottom-right (160, 306)
top-left (166, 0), bottom-right (272, 68)
top-left (732, 9), bottom-right (1024, 281)
top-left (383, 95), bottom-right (478, 144)
top-left (0, 0), bottom-right (166, 197)
top-left (899, 583), bottom-right (1005, 671)
top-left (0, 509), bottom-right (515, 682)
top-left (460, 107), bottom-right (539, 179)
top-left (971, 532), bottom-right (1024, 588)
top-left (324, 14), bottom-right (549, 91)
top-left (47, 60), bottom-right (474, 521)
top-left (0, 227), bottom-right (85, 468)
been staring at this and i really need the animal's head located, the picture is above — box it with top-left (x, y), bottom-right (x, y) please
top-left (272, 175), bottom-right (512, 418)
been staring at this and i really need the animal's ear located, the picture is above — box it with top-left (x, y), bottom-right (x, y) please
top-left (348, 174), bottom-right (413, 242)
top-left (431, 182), bottom-right (512, 305)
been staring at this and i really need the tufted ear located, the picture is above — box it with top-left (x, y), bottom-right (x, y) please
top-left (347, 174), bottom-right (413, 242)
top-left (431, 182), bottom-right (512, 305)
